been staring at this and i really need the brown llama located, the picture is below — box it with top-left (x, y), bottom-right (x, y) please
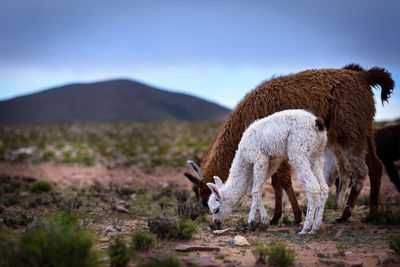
top-left (184, 64), bottom-right (394, 223)
top-left (322, 123), bottom-right (400, 211)
top-left (372, 124), bottom-right (400, 192)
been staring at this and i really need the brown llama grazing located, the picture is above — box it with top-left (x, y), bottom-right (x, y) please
top-left (184, 64), bottom-right (394, 223)
top-left (373, 124), bottom-right (400, 192)
top-left (322, 124), bottom-right (400, 210)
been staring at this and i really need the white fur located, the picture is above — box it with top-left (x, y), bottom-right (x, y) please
top-left (207, 109), bottom-right (328, 235)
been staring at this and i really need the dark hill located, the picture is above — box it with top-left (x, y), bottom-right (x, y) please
top-left (0, 79), bottom-right (230, 125)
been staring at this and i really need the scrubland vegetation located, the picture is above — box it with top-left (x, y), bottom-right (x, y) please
top-left (1, 121), bottom-right (400, 266)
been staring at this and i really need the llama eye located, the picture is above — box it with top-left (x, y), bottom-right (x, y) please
top-left (214, 208), bottom-right (220, 214)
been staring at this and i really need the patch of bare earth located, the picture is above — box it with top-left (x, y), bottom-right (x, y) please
top-left (1, 161), bottom-right (400, 266)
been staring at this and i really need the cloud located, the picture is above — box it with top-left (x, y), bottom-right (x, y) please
top-left (0, 0), bottom-right (399, 120)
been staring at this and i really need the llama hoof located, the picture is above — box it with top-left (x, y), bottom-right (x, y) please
top-left (334, 217), bottom-right (349, 224)
top-left (307, 230), bottom-right (317, 235)
top-left (270, 217), bottom-right (280, 225)
top-left (298, 230), bottom-right (307, 235)
top-left (260, 217), bottom-right (270, 226)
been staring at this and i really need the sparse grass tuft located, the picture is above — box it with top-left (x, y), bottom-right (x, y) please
top-left (148, 216), bottom-right (197, 239)
top-left (131, 230), bottom-right (156, 251)
top-left (29, 180), bottom-right (53, 193)
top-left (389, 235), bottom-right (400, 253)
top-left (363, 208), bottom-right (400, 225)
top-left (177, 201), bottom-right (206, 221)
top-left (0, 219), bottom-right (98, 267)
top-left (234, 217), bottom-right (269, 232)
top-left (108, 236), bottom-right (131, 267)
top-left (335, 242), bottom-right (345, 256)
top-left (265, 242), bottom-right (295, 267)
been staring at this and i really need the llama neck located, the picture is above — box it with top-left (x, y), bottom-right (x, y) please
top-left (201, 115), bottom-right (250, 184)
top-left (221, 151), bottom-right (252, 208)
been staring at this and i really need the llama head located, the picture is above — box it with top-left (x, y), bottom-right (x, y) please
top-left (184, 160), bottom-right (211, 207)
top-left (207, 176), bottom-right (232, 227)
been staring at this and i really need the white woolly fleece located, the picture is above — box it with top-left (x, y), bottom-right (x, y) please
top-left (207, 109), bottom-right (329, 235)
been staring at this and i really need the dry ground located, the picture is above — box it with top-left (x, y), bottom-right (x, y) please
top-left (1, 161), bottom-right (399, 267)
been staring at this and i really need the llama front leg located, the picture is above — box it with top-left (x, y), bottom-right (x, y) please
top-left (248, 161), bottom-right (270, 225)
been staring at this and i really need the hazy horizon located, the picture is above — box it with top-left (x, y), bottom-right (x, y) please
top-left (1, 0), bottom-right (399, 120)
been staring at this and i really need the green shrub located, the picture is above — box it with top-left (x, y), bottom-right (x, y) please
top-left (148, 216), bottom-right (197, 239)
top-left (131, 230), bottom-right (156, 251)
top-left (177, 201), bottom-right (206, 221)
top-left (2, 194), bottom-right (21, 207)
top-left (108, 236), bottom-right (131, 267)
top-left (0, 221), bottom-right (98, 267)
top-left (75, 151), bottom-right (95, 166)
top-left (335, 242), bottom-right (345, 256)
top-left (136, 256), bottom-right (180, 267)
top-left (252, 243), bottom-right (269, 264)
top-left (364, 208), bottom-right (400, 225)
top-left (29, 180), bottom-right (53, 193)
top-left (176, 219), bottom-right (197, 239)
top-left (265, 242), bottom-right (295, 267)
top-left (389, 235), bottom-right (400, 253)
top-left (49, 211), bottom-right (80, 227)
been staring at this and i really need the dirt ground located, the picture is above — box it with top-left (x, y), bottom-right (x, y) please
top-left (1, 161), bottom-right (400, 267)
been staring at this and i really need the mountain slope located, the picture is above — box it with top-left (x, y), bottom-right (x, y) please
top-left (0, 79), bottom-right (230, 125)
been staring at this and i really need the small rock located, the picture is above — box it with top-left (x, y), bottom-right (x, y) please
top-left (130, 193), bottom-right (137, 200)
top-left (104, 225), bottom-right (119, 233)
top-left (115, 205), bottom-right (129, 213)
top-left (344, 251), bottom-right (353, 257)
top-left (213, 228), bottom-right (231, 235)
top-left (107, 231), bottom-right (120, 237)
top-left (99, 237), bottom-right (110, 242)
top-left (348, 262), bottom-right (363, 267)
top-left (227, 240), bottom-right (235, 246)
top-left (175, 245), bottom-right (220, 252)
top-left (185, 256), bottom-right (218, 267)
top-left (233, 235), bottom-right (250, 246)
top-left (19, 191), bottom-right (29, 197)
top-left (319, 259), bottom-right (346, 266)
top-left (335, 230), bottom-right (343, 238)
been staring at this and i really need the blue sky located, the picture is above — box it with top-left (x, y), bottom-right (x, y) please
top-left (1, 0), bottom-right (399, 120)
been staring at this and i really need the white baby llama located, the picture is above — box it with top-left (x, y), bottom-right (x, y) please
top-left (207, 109), bottom-right (329, 235)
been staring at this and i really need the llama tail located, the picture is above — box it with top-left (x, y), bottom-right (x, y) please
top-left (366, 67), bottom-right (394, 104)
top-left (343, 63), bottom-right (395, 104)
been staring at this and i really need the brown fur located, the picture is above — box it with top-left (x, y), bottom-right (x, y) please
top-left (186, 64), bottom-right (394, 222)
top-left (374, 124), bottom-right (400, 191)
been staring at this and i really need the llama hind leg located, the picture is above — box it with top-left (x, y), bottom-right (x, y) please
top-left (337, 153), bottom-right (368, 222)
top-left (289, 158), bottom-right (319, 235)
top-left (309, 155), bottom-right (329, 234)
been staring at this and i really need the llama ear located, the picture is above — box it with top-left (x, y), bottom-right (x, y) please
top-left (184, 173), bottom-right (202, 187)
top-left (207, 183), bottom-right (223, 201)
top-left (213, 176), bottom-right (223, 188)
top-left (187, 160), bottom-right (201, 179)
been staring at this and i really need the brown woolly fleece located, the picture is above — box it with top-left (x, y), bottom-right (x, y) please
top-left (370, 124), bottom-right (400, 191)
top-left (185, 64), bottom-right (395, 222)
